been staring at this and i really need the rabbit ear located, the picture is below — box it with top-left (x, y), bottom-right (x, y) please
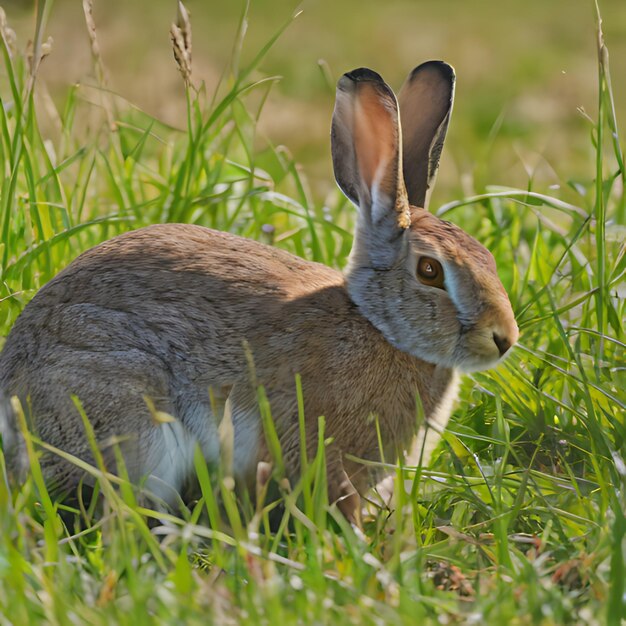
top-left (398, 61), bottom-right (455, 209)
top-left (331, 68), bottom-right (410, 267)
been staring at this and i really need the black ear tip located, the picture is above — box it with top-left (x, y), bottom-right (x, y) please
top-left (408, 60), bottom-right (455, 84)
top-left (341, 67), bottom-right (385, 85)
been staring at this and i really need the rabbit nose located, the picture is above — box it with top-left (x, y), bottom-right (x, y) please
top-left (493, 333), bottom-right (512, 357)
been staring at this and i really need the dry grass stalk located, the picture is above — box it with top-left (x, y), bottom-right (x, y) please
top-left (81, 0), bottom-right (116, 130)
top-left (170, 0), bottom-right (192, 86)
top-left (82, 0), bottom-right (107, 85)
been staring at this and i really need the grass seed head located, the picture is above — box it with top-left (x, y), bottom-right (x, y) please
top-left (0, 8), bottom-right (16, 55)
top-left (170, 0), bottom-right (192, 86)
top-left (26, 35), bottom-right (53, 75)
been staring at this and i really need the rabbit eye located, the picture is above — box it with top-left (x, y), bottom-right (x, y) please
top-left (417, 257), bottom-right (445, 289)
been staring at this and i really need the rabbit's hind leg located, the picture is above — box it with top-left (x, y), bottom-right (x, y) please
top-left (15, 346), bottom-right (195, 508)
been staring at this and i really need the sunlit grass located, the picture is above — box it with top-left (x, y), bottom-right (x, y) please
top-left (0, 1), bottom-right (624, 624)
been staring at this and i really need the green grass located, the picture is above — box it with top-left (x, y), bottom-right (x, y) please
top-left (0, 2), bottom-right (624, 624)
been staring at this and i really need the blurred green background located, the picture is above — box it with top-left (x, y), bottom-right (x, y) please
top-left (4, 0), bottom-right (626, 205)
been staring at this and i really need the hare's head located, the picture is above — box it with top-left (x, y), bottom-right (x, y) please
top-left (331, 61), bottom-right (518, 372)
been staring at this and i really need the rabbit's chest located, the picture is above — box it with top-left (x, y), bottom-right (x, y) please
top-left (303, 362), bottom-right (458, 462)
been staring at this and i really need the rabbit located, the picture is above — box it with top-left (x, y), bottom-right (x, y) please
top-left (0, 61), bottom-right (518, 523)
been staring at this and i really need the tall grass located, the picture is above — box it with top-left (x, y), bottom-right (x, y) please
top-left (0, 1), bottom-right (624, 624)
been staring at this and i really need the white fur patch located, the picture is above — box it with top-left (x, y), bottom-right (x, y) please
top-left (143, 420), bottom-right (198, 507)
top-left (141, 398), bottom-right (261, 508)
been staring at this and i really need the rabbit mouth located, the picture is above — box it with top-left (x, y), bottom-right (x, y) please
top-left (457, 334), bottom-right (514, 373)
top-left (448, 321), bottom-right (519, 373)
top-left (454, 329), bottom-right (516, 372)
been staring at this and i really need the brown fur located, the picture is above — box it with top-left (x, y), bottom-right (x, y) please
top-left (0, 224), bottom-right (452, 513)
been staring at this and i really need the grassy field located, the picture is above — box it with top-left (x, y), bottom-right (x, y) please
top-left (0, 1), bottom-right (624, 624)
